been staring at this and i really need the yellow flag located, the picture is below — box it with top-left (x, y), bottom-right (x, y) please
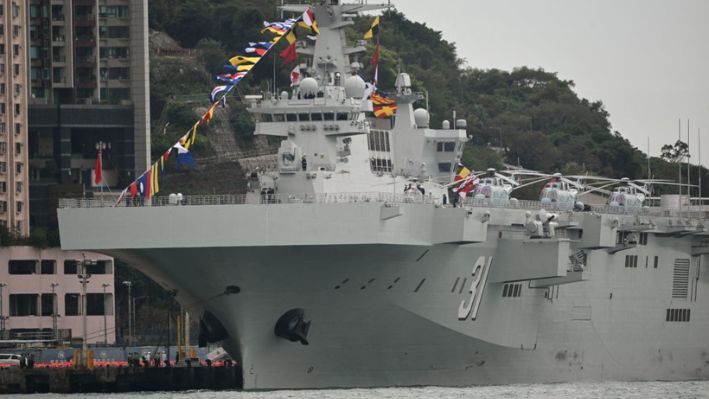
top-left (229, 55), bottom-right (261, 66)
top-left (284, 30), bottom-right (296, 45)
top-left (364, 16), bottom-right (379, 40)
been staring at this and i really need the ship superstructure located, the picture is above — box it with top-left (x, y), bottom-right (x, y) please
top-left (57, 0), bottom-right (709, 390)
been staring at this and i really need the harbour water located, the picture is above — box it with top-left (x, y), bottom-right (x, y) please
top-left (5, 381), bottom-right (709, 399)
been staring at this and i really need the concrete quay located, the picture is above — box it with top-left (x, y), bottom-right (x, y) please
top-left (0, 365), bottom-right (243, 394)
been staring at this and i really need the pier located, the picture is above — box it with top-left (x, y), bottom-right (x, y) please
top-left (0, 365), bottom-right (243, 394)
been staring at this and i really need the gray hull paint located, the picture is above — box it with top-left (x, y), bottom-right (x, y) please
top-left (58, 203), bottom-right (709, 389)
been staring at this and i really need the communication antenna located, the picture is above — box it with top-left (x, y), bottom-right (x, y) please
top-left (699, 128), bottom-right (702, 205)
top-left (687, 119), bottom-right (691, 204)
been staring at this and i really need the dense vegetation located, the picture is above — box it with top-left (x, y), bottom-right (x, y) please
top-left (147, 2), bottom-right (707, 194)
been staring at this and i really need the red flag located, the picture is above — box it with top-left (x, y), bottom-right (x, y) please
top-left (280, 43), bottom-right (297, 64)
top-left (372, 44), bottom-right (380, 85)
top-left (129, 182), bottom-right (138, 198)
top-left (94, 148), bottom-right (102, 185)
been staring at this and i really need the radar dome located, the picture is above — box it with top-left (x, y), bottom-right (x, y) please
top-left (300, 77), bottom-right (318, 97)
top-left (413, 108), bottom-right (430, 128)
top-left (344, 75), bottom-right (366, 99)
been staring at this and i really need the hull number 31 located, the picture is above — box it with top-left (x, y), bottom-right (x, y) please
top-left (458, 256), bottom-right (492, 320)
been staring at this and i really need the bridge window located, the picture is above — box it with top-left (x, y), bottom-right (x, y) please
top-left (436, 141), bottom-right (455, 152)
top-left (261, 114), bottom-right (272, 122)
top-left (370, 158), bottom-right (392, 172)
top-left (298, 113), bottom-right (310, 121)
top-left (311, 112), bottom-right (323, 121)
top-left (323, 112), bottom-right (335, 121)
top-left (286, 113), bottom-right (297, 122)
top-left (336, 112), bottom-right (349, 121)
top-left (273, 114), bottom-right (285, 122)
top-left (438, 162), bottom-right (452, 172)
top-left (368, 130), bottom-right (390, 152)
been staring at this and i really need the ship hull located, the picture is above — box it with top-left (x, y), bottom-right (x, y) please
top-left (108, 243), bottom-right (709, 389)
top-left (58, 202), bottom-right (709, 389)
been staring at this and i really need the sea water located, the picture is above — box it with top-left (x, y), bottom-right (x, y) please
top-left (5, 381), bottom-right (709, 399)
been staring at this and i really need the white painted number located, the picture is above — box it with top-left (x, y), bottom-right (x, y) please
top-left (458, 256), bottom-right (492, 320)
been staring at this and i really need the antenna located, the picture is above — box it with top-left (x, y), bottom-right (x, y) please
top-left (678, 119), bottom-right (682, 208)
top-left (699, 127), bottom-right (702, 206)
top-left (688, 119), bottom-right (691, 205)
top-left (647, 136), bottom-right (650, 180)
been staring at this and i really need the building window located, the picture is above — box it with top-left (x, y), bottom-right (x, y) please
top-left (0, 143), bottom-right (5, 154)
top-left (64, 260), bottom-right (78, 274)
top-left (0, 84), bottom-right (5, 95)
top-left (14, 103), bottom-right (19, 116)
top-left (41, 294), bottom-right (56, 316)
top-left (15, 182), bottom-right (21, 193)
top-left (14, 142), bottom-right (21, 154)
top-left (10, 294), bottom-right (39, 316)
top-left (98, 5), bottom-right (129, 18)
top-left (11, 3), bottom-right (19, 18)
top-left (40, 260), bottom-right (56, 274)
top-left (9, 260), bottom-right (37, 274)
top-left (86, 293), bottom-right (113, 316)
top-left (99, 47), bottom-right (129, 59)
top-left (0, 45), bottom-right (4, 56)
top-left (13, 64), bottom-right (19, 76)
top-left (0, 201), bottom-right (6, 212)
top-left (0, 162), bottom-right (5, 173)
top-left (16, 201), bottom-right (22, 213)
top-left (99, 26), bottom-right (129, 39)
top-left (86, 260), bottom-right (112, 274)
top-left (0, 182), bottom-right (6, 192)
top-left (15, 161), bottom-right (22, 173)
top-left (65, 293), bottom-right (80, 316)
top-left (12, 25), bottom-right (20, 38)
top-left (14, 84), bottom-right (20, 96)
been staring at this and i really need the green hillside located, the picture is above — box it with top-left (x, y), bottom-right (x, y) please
top-left (148, 2), bottom-right (707, 193)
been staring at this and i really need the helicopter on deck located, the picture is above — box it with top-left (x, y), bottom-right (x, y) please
top-left (501, 170), bottom-right (588, 211)
top-left (449, 168), bottom-right (519, 207)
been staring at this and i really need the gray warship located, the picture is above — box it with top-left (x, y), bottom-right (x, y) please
top-left (58, 0), bottom-right (709, 390)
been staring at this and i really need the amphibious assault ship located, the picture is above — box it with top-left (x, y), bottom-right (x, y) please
top-left (58, 0), bottom-right (709, 390)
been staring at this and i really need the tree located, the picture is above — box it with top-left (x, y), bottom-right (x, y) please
top-left (660, 140), bottom-right (689, 163)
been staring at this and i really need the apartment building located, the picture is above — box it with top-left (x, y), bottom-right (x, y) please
top-left (26, 0), bottom-right (150, 228)
top-left (0, 1), bottom-right (30, 236)
top-left (0, 246), bottom-right (116, 345)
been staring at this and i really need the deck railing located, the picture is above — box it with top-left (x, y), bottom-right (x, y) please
top-left (57, 193), bottom-right (709, 220)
